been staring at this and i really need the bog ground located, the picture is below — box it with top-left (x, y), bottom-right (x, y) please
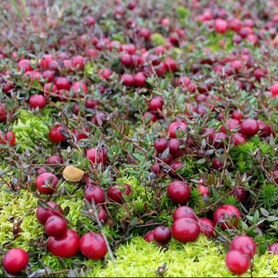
top-left (0, 0), bottom-right (278, 277)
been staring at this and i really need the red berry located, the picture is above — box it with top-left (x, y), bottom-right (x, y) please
top-left (47, 229), bottom-right (80, 258)
top-left (85, 185), bottom-right (105, 204)
top-left (72, 56), bottom-right (85, 71)
top-left (86, 147), bottom-right (108, 165)
top-left (172, 218), bottom-right (200, 243)
top-left (149, 96), bottom-right (164, 112)
top-left (3, 248), bottom-right (29, 275)
top-left (47, 155), bottom-right (64, 165)
top-left (230, 236), bottom-right (257, 258)
top-left (80, 232), bottom-right (108, 260)
top-left (214, 205), bottom-right (241, 230)
top-left (42, 70), bottom-right (55, 82)
top-left (173, 206), bottom-right (197, 221)
top-left (154, 138), bottom-right (168, 153)
top-left (120, 53), bottom-right (133, 67)
top-left (232, 187), bottom-right (248, 203)
top-left (215, 19), bottom-right (228, 34)
top-left (36, 172), bottom-right (59, 195)
top-left (198, 185), bottom-right (210, 197)
top-left (49, 125), bottom-right (68, 144)
top-left (164, 58), bottom-right (179, 72)
top-left (55, 77), bottom-right (71, 91)
top-left (212, 158), bottom-right (224, 171)
top-left (153, 226), bottom-right (172, 244)
top-left (232, 133), bottom-right (246, 146)
top-left (169, 139), bottom-right (181, 156)
top-left (121, 73), bottom-right (135, 87)
top-left (232, 110), bottom-right (244, 121)
top-left (271, 83), bottom-right (278, 98)
top-left (0, 103), bottom-right (7, 122)
top-left (98, 207), bottom-right (108, 224)
top-left (36, 201), bottom-right (63, 225)
top-left (144, 231), bottom-right (155, 243)
top-left (5, 131), bottom-right (17, 146)
top-left (240, 119), bottom-right (259, 137)
top-left (134, 72), bottom-right (146, 87)
top-left (45, 215), bottom-right (68, 239)
top-left (168, 121), bottom-right (187, 138)
top-left (29, 94), bottom-right (47, 110)
top-left (108, 185), bottom-right (124, 203)
top-left (18, 59), bottom-right (32, 73)
top-left (199, 218), bottom-right (216, 238)
top-left (71, 81), bottom-right (88, 96)
top-left (226, 250), bottom-right (250, 275)
top-left (168, 181), bottom-right (191, 205)
top-left (269, 243), bottom-right (278, 255)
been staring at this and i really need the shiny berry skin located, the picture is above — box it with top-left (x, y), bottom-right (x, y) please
top-left (153, 226), bottom-right (172, 244)
top-left (269, 243), bottom-right (278, 255)
top-left (47, 229), bottom-right (80, 258)
top-left (212, 158), bottom-right (224, 171)
top-left (98, 207), bottom-right (108, 224)
top-left (42, 70), bottom-right (55, 82)
top-left (3, 248), bottom-right (29, 275)
top-left (121, 74), bottom-right (135, 87)
top-left (240, 119), bottom-right (259, 137)
top-left (230, 236), bottom-right (257, 258)
top-left (169, 139), bottom-right (181, 156)
top-left (154, 138), bottom-right (168, 153)
top-left (134, 72), bottom-right (146, 87)
top-left (215, 19), bottom-right (228, 34)
top-left (143, 112), bottom-right (158, 123)
top-left (80, 232), bottom-right (108, 260)
top-left (85, 185), bottom-right (105, 204)
top-left (149, 96), bottom-right (164, 112)
top-left (36, 172), bottom-right (59, 195)
top-left (55, 77), bottom-right (71, 91)
top-left (168, 181), bottom-right (191, 205)
top-left (226, 250), bottom-right (250, 275)
top-left (144, 231), bottom-right (155, 243)
top-left (0, 103), bottom-right (7, 122)
top-left (199, 218), bottom-right (216, 238)
top-left (232, 133), bottom-right (246, 146)
top-left (108, 185), bottom-right (124, 203)
top-left (18, 59), bottom-right (32, 73)
top-left (173, 206), bottom-right (197, 221)
top-left (5, 131), bottom-right (17, 146)
top-left (86, 148), bottom-right (108, 165)
top-left (49, 126), bottom-right (67, 144)
top-left (71, 81), bottom-right (88, 96)
top-left (232, 110), bottom-right (244, 121)
top-left (47, 155), bottom-right (64, 165)
top-left (36, 201), bottom-right (63, 225)
top-left (29, 94), bottom-right (47, 110)
top-left (72, 55), bottom-right (85, 71)
top-left (214, 205), bottom-right (241, 230)
top-left (172, 218), bottom-right (200, 243)
top-left (168, 121), bottom-right (187, 138)
top-left (271, 83), bottom-right (278, 98)
top-left (232, 187), bottom-right (248, 203)
top-left (120, 53), bottom-right (133, 67)
top-left (45, 215), bottom-right (68, 239)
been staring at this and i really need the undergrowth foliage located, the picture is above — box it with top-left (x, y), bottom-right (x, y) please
top-left (0, 0), bottom-right (277, 276)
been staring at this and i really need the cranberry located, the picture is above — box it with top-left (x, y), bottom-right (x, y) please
top-left (153, 226), bottom-right (172, 244)
top-left (49, 125), bottom-right (68, 144)
top-left (226, 119), bottom-right (240, 131)
top-left (85, 99), bottom-right (99, 109)
top-left (120, 53), bottom-right (133, 67)
top-left (230, 236), bottom-right (257, 258)
top-left (269, 243), bottom-right (278, 255)
top-left (149, 96), bottom-right (164, 112)
top-left (36, 172), bottom-right (59, 195)
top-left (134, 72), bottom-right (146, 87)
top-left (45, 215), bottom-right (68, 239)
top-left (240, 119), bottom-right (259, 137)
top-left (168, 121), bottom-right (187, 138)
top-left (44, 83), bottom-right (58, 96)
top-left (232, 110), bottom-right (244, 121)
top-left (80, 232), bottom-right (108, 260)
top-left (167, 181), bottom-right (191, 205)
top-left (257, 120), bottom-right (273, 137)
top-left (0, 103), bottom-right (7, 122)
top-left (172, 218), bottom-right (200, 243)
top-left (47, 229), bottom-right (80, 258)
top-left (98, 207), bottom-right (108, 224)
top-left (232, 187), bottom-right (248, 203)
top-left (169, 139), bottom-right (181, 156)
top-left (173, 206), bottom-right (198, 221)
top-left (42, 70), bottom-right (55, 82)
top-left (72, 56), bottom-right (85, 71)
top-left (199, 218), bottom-right (216, 238)
top-left (121, 73), bottom-right (135, 87)
top-left (55, 77), bottom-right (71, 91)
top-left (151, 163), bottom-right (161, 175)
top-left (213, 205), bottom-right (241, 230)
top-left (143, 112), bottom-right (158, 123)
top-left (198, 185), bottom-right (210, 197)
top-left (36, 201), bottom-right (63, 225)
top-left (18, 59), bottom-right (32, 73)
top-left (3, 248), bottom-right (29, 275)
top-left (24, 71), bottom-right (42, 83)
top-left (154, 138), bottom-right (168, 153)
top-left (215, 19), bottom-right (228, 34)
top-left (47, 155), bottom-right (64, 165)
top-left (211, 132), bottom-right (227, 148)
top-left (85, 185), bottom-right (105, 204)
top-left (212, 158), bottom-right (224, 171)
top-left (99, 68), bottom-right (112, 80)
top-left (226, 250), bottom-right (250, 275)
top-left (29, 94), bottom-right (47, 110)
top-left (144, 231), bottom-right (155, 243)
top-left (108, 185), bottom-right (124, 203)
top-left (232, 133), bottom-right (246, 146)
top-left (71, 81), bottom-right (88, 96)
top-left (169, 160), bottom-right (183, 174)
top-left (87, 148), bottom-right (108, 165)
top-left (4, 131), bottom-right (17, 146)
top-left (271, 83), bottom-right (278, 98)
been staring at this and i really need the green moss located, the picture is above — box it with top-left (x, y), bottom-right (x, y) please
top-left (151, 33), bottom-right (167, 46)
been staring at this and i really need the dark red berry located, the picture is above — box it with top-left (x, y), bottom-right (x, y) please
top-left (36, 172), bottom-right (59, 195)
top-left (3, 248), bottom-right (29, 275)
top-left (168, 180), bottom-right (191, 205)
top-left (45, 215), bottom-right (68, 239)
top-left (85, 185), bottom-right (105, 204)
top-left (173, 206), bottom-right (197, 221)
top-left (36, 201), bottom-right (63, 225)
top-left (153, 226), bottom-right (172, 245)
top-left (230, 236), bottom-right (256, 258)
top-left (226, 250), bottom-right (250, 275)
top-left (172, 218), bottom-right (200, 243)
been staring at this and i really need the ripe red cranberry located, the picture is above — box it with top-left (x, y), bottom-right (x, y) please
top-left (215, 19), bottom-right (228, 34)
top-left (167, 181), bottom-right (191, 205)
top-left (42, 70), bottom-right (55, 82)
top-left (232, 133), bottom-right (246, 146)
top-left (232, 110), bottom-right (244, 121)
top-left (139, 28), bottom-right (151, 40)
top-left (229, 18), bottom-right (242, 32)
top-left (85, 16), bottom-right (96, 27)
top-left (3, 248), bottom-right (29, 275)
top-left (45, 215), bottom-right (68, 239)
top-left (172, 218), bottom-right (200, 243)
top-left (149, 96), bottom-right (164, 112)
top-left (240, 119), bottom-right (259, 137)
top-left (71, 81), bottom-right (88, 96)
top-left (169, 160), bottom-right (183, 175)
top-left (269, 243), bottom-right (278, 255)
top-left (121, 73), bottom-right (135, 87)
top-left (134, 72), bottom-right (147, 87)
top-left (1, 131), bottom-right (17, 146)
top-left (0, 103), bottom-right (7, 122)
top-left (169, 139), bottom-right (181, 156)
top-left (226, 119), bottom-right (240, 131)
top-left (99, 68), bottom-right (112, 80)
top-left (72, 56), bottom-right (85, 71)
top-left (143, 112), bottom-right (158, 123)
top-left (271, 83), bottom-right (278, 98)
top-left (47, 229), bottom-right (80, 258)
top-left (230, 236), bottom-right (256, 258)
top-left (211, 132), bottom-right (227, 148)
top-left (29, 94), bottom-right (47, 110)
top-left (154, 138), bottom-right (168, 153)
top-left (173, 206), bottom-right (197, 221)
top-left (214, 205), bottom-right (241, 230)
top-left (168, 121), bottom-right (187, 138)
top-left (212, 158), bottom-right (224, 171)
top-left (36, 201), bottom-right (63, 225)
top-left (254, 68), bottom-right (267, 81)
top-left (198, 184), bottom-right (210, 197)
top-left (86, 147), bottom-right (108, 165)
top-left (120, 53), bottom-right (133, 67)
top-left (85, 99), bottom-right (99, 109)
top-left (80, 232), bottom-right (108, 260)
top-left (55, 77), bottom-right (71, 91)
top-left (144, 231), bottom-right (155, 243)
top-left (36, 172), bottom-right (59, 195)
top-left (165, 58), bottom-right (179, 72)
top-left (232, 187), bottom-right (248, 203)
top-left (44, 83), bottom-right (58, 96)
top-left (49, 125), bottom-right (68, 144)
top-left (151, 163), bottom-right (161, 175)
top-left (47, 155), bottom-right (64, 165)
top-left (85, 185), bottom-right (105, 204)
top-left (199, 218), bottom-right (215, 238)
top-left (156, 63), bottom-right (168, 77)
top-left (24, 71), bottom-right (42, 83)
top-left (226, 250), bottom-right (250, 275)
top-left (153, 226), bottom-right (172, 245)
top-left (107, 185), bottom-right (124, 204)
top-left (257, 120), bottom-right (273, 137)
top-left (98, 207), bottom-right (108, 224)
top-left (18, 59), bottom-right (32, 73)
